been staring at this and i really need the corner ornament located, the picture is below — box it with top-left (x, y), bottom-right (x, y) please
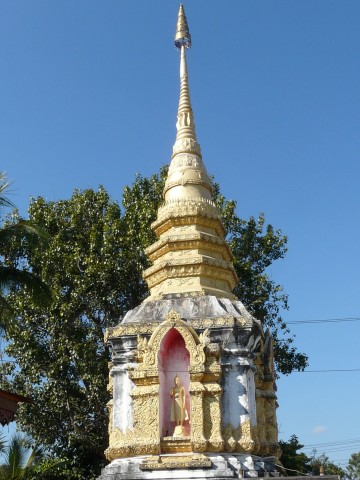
top-left (136, 310), bottom-right (209, 371)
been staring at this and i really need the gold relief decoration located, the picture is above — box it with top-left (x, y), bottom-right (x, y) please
top-left (255, 396), bottom-right (269, 456)
top-left (153, 216), bottom-right (226, 239)
top-left (203, 392), bottom-right (223, 452)
top-left (222, 420), bottom-right (255, 454)
top-left (105, 322), bottom-right (156, 342)
top-left (146, 235), bottom-right (233, 262)
top-left (140, 454), bottom-right (211, 470)
top-left (223, 424), bottom-right (236, 452)
top-left (264, 397), bottom-right (280, 456)
top-left (106, 384), bottom-right (160, 460)
top-left (190, 316), bottom-right (247, 329)
top-left (204, 362), bottom-right (221, 380)
top-left (105, 316), bottom-right (249, 342)
top-left (142, 310), bottom-right (207, 370)
top-left (203, 384), bottom-right (222, 394)
top-left (145, 255), bottom-right (234, 275)
top-left (238, 419), bottom-right (255, 452)
top-left (106, 426), bottom-right (159, 460)
top-left (152, 198), bottom-right (221, 229)
top-left (198, 328), bottom-right (211, 347)
top-left (144, 262), bottom-right (238, 292)
top-left (135, 335), bottom-right (155, 366)
top-left (224, 424), bottom-right (241, 452)
top-left (107, 372), bottom-right (114, 393)
top-left (251, 425), bottom-right (261, 454)
top-left (205, 343), bottom-right (221, 358)
top-left (189, 385), bottom-right (207, 452)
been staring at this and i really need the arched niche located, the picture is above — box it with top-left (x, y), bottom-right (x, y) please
top-left (158, 328), bottom-right (190, 438)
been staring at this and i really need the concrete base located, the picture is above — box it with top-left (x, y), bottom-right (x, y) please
top-left (97, 453), bottom-right (282, 479)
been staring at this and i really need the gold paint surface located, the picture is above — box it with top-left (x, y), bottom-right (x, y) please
top-left (140, 454), bottom-right (211, 470)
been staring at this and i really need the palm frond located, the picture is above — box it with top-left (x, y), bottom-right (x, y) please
top-left (0, 172), bottom-right (15, 210)
top-left (0, 432), bottom-right (6, 454)
top-left (0, 266), bottom-right (51, 306)
top-left (0, 221), bottom-right (49, 251)
top-left (24, 444), bottom-right (44, 470)
top-left (4, 434), bottom-right (27, 479)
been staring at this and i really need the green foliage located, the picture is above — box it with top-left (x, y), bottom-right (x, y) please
top-left (347, 452), bottom-right (360, 480)
top-left (0, 434), bottom-right (42, 480)
top-left (25, 457), bottom-right (87, 480)
top-left (0, 173), bottom-right (50, 321)
top-left (279, 434), bottom-right (312, 475)
top-left (279, 435), bottom-right (346, 479)
top-left (1, 168), bottom-right (308, 477)
top-left (1, 187), bottom-right (132, 478)
top-left (309, 452), bottom-right (346, 479)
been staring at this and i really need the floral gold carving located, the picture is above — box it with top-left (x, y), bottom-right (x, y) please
top-left (189, 383), bottom-right (207, 452)
top-left (203, 390), bottom-right (223, 452)
top-left (106, 384), bottom-right (160, 460)
top-left (105, 322), bottom-right (155, 342)
top-left (137, 310), bottom-right (207, 370)
top-left (154, 198), bottom-right (219, 226)
top-left (105, 316), bottom-right (249, 343)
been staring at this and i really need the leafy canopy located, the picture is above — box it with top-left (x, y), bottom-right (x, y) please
top-left (279, 434), bottom-right (312, 476)
top-left (279, 435), bottom-right (346, 479)
top-left (347, 452), bottom-right (360, 480)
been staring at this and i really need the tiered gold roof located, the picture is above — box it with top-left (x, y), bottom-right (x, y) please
top-left (143, 5), bottom-right (238, 300)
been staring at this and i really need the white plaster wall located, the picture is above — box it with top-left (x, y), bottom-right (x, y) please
top-left (112, 363), bottom-right (135, 432)
top-left (246, 367), bottom-right (257, 426)
top-left (222, 353), bottom-right (256, 429)
top-left (222, 355), bottom-right (245, 428)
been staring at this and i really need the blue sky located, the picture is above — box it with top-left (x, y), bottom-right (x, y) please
top-left (1, 0), bottom-right (359, 468)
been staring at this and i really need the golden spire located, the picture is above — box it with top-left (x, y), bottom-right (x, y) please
top-left (164, 4), bottom-right (211, 201)
top-left (143, 6), bottom-right (238, 300)
top-left (174, 5), bottom-right (191, 49)
top-left (174, 5), bottom-right (195, 144)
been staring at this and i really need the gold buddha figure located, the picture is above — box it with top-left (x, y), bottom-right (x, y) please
top-left (170, 374), bottom-right (189, 436)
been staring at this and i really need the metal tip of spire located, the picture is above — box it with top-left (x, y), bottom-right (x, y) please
top-left (174, 4), bottom-right (191, 49)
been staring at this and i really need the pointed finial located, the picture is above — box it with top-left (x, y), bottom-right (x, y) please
top-left (175, 4), bottom-right (191, 49)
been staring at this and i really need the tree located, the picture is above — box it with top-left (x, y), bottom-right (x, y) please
top-left (0, 172), bottom-right (50, 320)
top-left (347, 452), bottom-right (360, 480)
top-left (279, 435), bottom-right (346, 479)
top-left (309, 451), bottom-right (346, 479)
top-left (279, 434), bottom-right (312, 475)
top-left (0, 169), bottom-right (308, 478)
top-left (0, 434), bottom-right (43, 480)
top-left (1, 187), bottom-right (134, 478)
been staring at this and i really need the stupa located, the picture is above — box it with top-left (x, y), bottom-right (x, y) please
top-left (98, 5), bottom-right (281, 479)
